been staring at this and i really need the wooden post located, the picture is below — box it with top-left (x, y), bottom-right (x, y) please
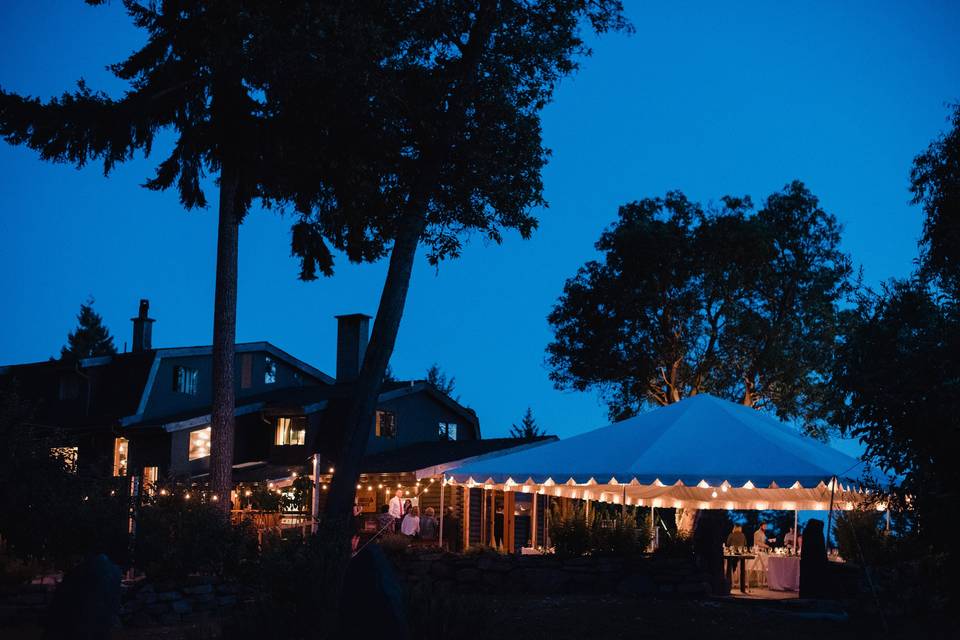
top-left (793, 509), bottom-right (799, 552)
top-left (438, 477), bottom-right (445, 547)
top-left (462, 487), bottom-right (470, 550)
top-left (531, 491), bottom-right (538, 548)
top-left (311, 454), bottom-right (320, 534)
top-left (480, 488), bottom-right (487, 546)
top-left (503, 491), bottom-right (516, 553)
top-left (826, 475), bottom-right (837, 551)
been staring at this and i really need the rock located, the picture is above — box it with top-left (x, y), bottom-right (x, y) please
top-left (44, 554), bottom-right (121, 640)
top-left (216, 595), bottom-right (238, 607)
top-left (517, 568), bottom-right (569, 594)
top-left (159, 612), bottom-right (181, 625)
top-left (677, 581), bottom-right (706, 595)
top-left (617, 574), bottom-right (656, 596)
top-left (456, 568), bottom-right (481, 582)
top-left (182, 584), bottom-right (213, 595)
top-left (171, 599), bottom-right (192, 615)
top-left (127, 612), bottom-right (155, 628)
top-left (156, 591), bottom-right (180, 602)
top-left (340, 545), bottom-right (408, 640)
top-left (430, 561), bottom-right (453, 579)
top-left (147, 603), bottom-right (170, 615)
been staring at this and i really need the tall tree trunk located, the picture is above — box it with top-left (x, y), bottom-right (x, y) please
top-left (209, 160), bottom-right (240, 513)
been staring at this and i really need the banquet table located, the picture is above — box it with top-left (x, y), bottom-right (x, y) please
top-left (766, 555), bottom-right (801, 591)
top-left (724, 554), bottom-right (755, 593)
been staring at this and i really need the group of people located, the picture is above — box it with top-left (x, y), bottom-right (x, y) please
top-left (725, 522), bottom-right (802, 551)
top-left (373, 488), bottom-right (459, 548)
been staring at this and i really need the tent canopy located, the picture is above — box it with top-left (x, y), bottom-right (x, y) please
top-left (446, 395), bottom-right (876, 511)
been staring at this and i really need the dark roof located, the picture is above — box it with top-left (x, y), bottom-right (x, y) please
top-left (0, 351), bottom-right (155, 428)
top-left (359, 437), bottom-right (557, 474)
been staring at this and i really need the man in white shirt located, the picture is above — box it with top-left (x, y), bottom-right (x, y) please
top-left (753, 522), bottom-right (772, 551)
top-left (388, 488), bottom-right (404, 532)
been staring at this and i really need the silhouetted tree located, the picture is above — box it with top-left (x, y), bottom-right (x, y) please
top-left (61, 298), bottom-right (116, 360)
top-left (261, 2), bottom-right (630, 617)
top-left (426, 363), bottom-right (457, 399)
top-left (547, 182), bottom-right (852, 434)
top-left (0, 1), bottom-right (276, 510)
top-left (510, 407), bottom-right (545, 439)
top-left (911, 103), bottom-right (960, 298)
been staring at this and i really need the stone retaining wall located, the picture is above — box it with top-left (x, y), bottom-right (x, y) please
top-left (0, 583), bottom-right (56, 626)
top-left (391, 550), bottom-right (715, 597)
top-left (119, 576), bottom-right (248, 627)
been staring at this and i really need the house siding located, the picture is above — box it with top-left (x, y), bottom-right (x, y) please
top-left (365, 391), bottom-right (477, 456)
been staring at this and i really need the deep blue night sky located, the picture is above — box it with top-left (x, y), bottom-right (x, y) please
top-left (1, 1), bottom-right (958, 444)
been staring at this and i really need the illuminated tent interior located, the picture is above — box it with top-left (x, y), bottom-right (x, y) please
top-left (442, 394), bottom-right (876, 511)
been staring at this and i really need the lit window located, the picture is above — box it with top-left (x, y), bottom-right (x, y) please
top-left (143, 466), bottom-right (159, 493)
top-left (51, 447), bottom-right (78, 473)
top-left (275, 416), bottom-right (306, 445)
top-left (173, 366), bottom-right (199, 395)
top-left (264, 356), bottom-right (277, 384)
top-left (188, 427), bottom-right (211, 460)
top-left (375, 411), bottom-right (397, 438)
top-left (439, 422), bottom-right (458, 441)
top-left (113, 437), bottom-right (129, 477)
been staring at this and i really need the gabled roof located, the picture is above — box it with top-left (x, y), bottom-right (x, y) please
top-left (378, 380), bottom-right (480, 435)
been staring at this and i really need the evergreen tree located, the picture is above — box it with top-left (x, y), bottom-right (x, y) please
top-left (1, 1), bottom-right (281, 511)
top-left (61, 298), bottom-right (116, 360)
top-left (425, 363), bottom-right (457, 399)
top-left (510, 407), bottom-right (545, 440)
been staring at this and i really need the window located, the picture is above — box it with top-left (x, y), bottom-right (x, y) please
top-left (58, 374), bottom-right (80, 400)
top-left (113, 437), bottom-right (129, 477)
top-left (375, 410), bottom-right (397, 438)
top-left (275, 416), bottom-right (306, 446)
top-left (264, 356), bottom-right (277, 384)
top-left (173, 365), bottom-right (199, 395)
top-left (188, 427), bottom-right (211, 460)
top-left (51, 447), bottom-right (78, 473)
top-left (143, 466), bottom-right (159, 493)
top-left (240, 354), bottom-right (252, 389)
top-left (439, 422), bottom-right (458, 441)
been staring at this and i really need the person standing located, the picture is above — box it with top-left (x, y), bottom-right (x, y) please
top-left (753, 522), bottom-right (773, 551)
top-left (443, 506), bottom-right (461, 552)
top-left (388, 489), bottom-right (404, 532)
top-left (726, 524), bottom-right (746, 548)
top-left (401, 505), bottom-right (421, 537)
top-left (420, 507), bottom-right (438, 544)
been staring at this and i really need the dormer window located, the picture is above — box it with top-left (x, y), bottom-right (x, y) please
top-left (173, 366), bottom-right (198, 395)
top-left (375, 411), bottom-right (397, 438)
top-left (439, 422), bottom-right (458, 441)
top-left (264, 356), bottom-right (277, 384)
top-left (275, 416), bottom-right (306, 445)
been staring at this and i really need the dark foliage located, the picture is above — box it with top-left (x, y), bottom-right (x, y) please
top-left (0, 382), bottom-right (127, 569)
top-left (547, 182), bottom-right (852, 433)
top-left (510, 407), bottom-right (545, 439)
top-left (134, 486), bottom-right (258, 581)
top-left (425, 363), bottom-right (457, 399)
top-left (831, 280), bottom-right (959, 553)
top-left (60, 298), bottom-right (116, 360)
top-left (911, 103), bottom-right (960, 297)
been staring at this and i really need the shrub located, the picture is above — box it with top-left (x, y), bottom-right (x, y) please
top-left (378, 533), bottom-right (412, 555)
top-left (834, 508), bottom-right (889, 566)
top-left (135, 489), bottom-right (258, 581)
top-left (591, 514), bottom-right (651, 556)
top-left (548, 506), bottom-right (591, 558)
top-left (0, 554), bottom-right (41, 587)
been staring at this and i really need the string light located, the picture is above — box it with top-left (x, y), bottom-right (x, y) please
top-left (185, 493), bottom-right (191, 500)
top-left (244, 490), bottom-right (252, 497)
top-left (211, 494), bottom-right (219, 501)
top-left (328, 467), bottom-right (335, 474)
top-left (160, 489), bottom-right (168, 496)
top-left (322, 484), bottom-right (328, 490)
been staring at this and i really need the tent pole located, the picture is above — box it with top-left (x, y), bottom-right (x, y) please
top-left (826, 475), bottom-right (837, 551)
top-left (438, 477), bottom-right (445, 548)
top-left (531, 490), bottom-right (538, 549)
top-left (652, 506), bottom-right (658, 551)
top-left (481, 488), bottom-right (487, 546)
top-left (621, 486), bottom-right (626, 518)
top-left (793, 509), bottom-right (798, 552)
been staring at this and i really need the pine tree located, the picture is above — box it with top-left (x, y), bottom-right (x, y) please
top-left (510, 407), bottom-right (545, 440)
top-left (61, 299), bottom-right (116, 360)
top-left (425, 364), bottom-right (457, 399)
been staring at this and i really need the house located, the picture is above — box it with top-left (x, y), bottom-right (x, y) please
top-left (0, 301), bottom-right (543, 524)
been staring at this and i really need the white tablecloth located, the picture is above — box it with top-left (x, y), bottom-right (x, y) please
top-left (766, 555), bottom-right (800, 591)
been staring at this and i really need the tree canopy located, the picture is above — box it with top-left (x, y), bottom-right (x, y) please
top-left (547, 181), bottom-right (852, 434)
top-left (911, 103), bottom-right (960, 297)
top-left (425, 363), bottom-right (457, 399)
top-left (510, 407), bottom-right (545, 439)
top-left (61, 298), bottom-right (116, 360)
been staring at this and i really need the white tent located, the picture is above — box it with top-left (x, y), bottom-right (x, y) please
top-left (445, 394), bottom-right (877, 511)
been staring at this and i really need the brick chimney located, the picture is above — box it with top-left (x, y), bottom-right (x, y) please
top-left (131, 299), bottom-right (155, 353)
top-left (335, 314), bottom-right (371, 382)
